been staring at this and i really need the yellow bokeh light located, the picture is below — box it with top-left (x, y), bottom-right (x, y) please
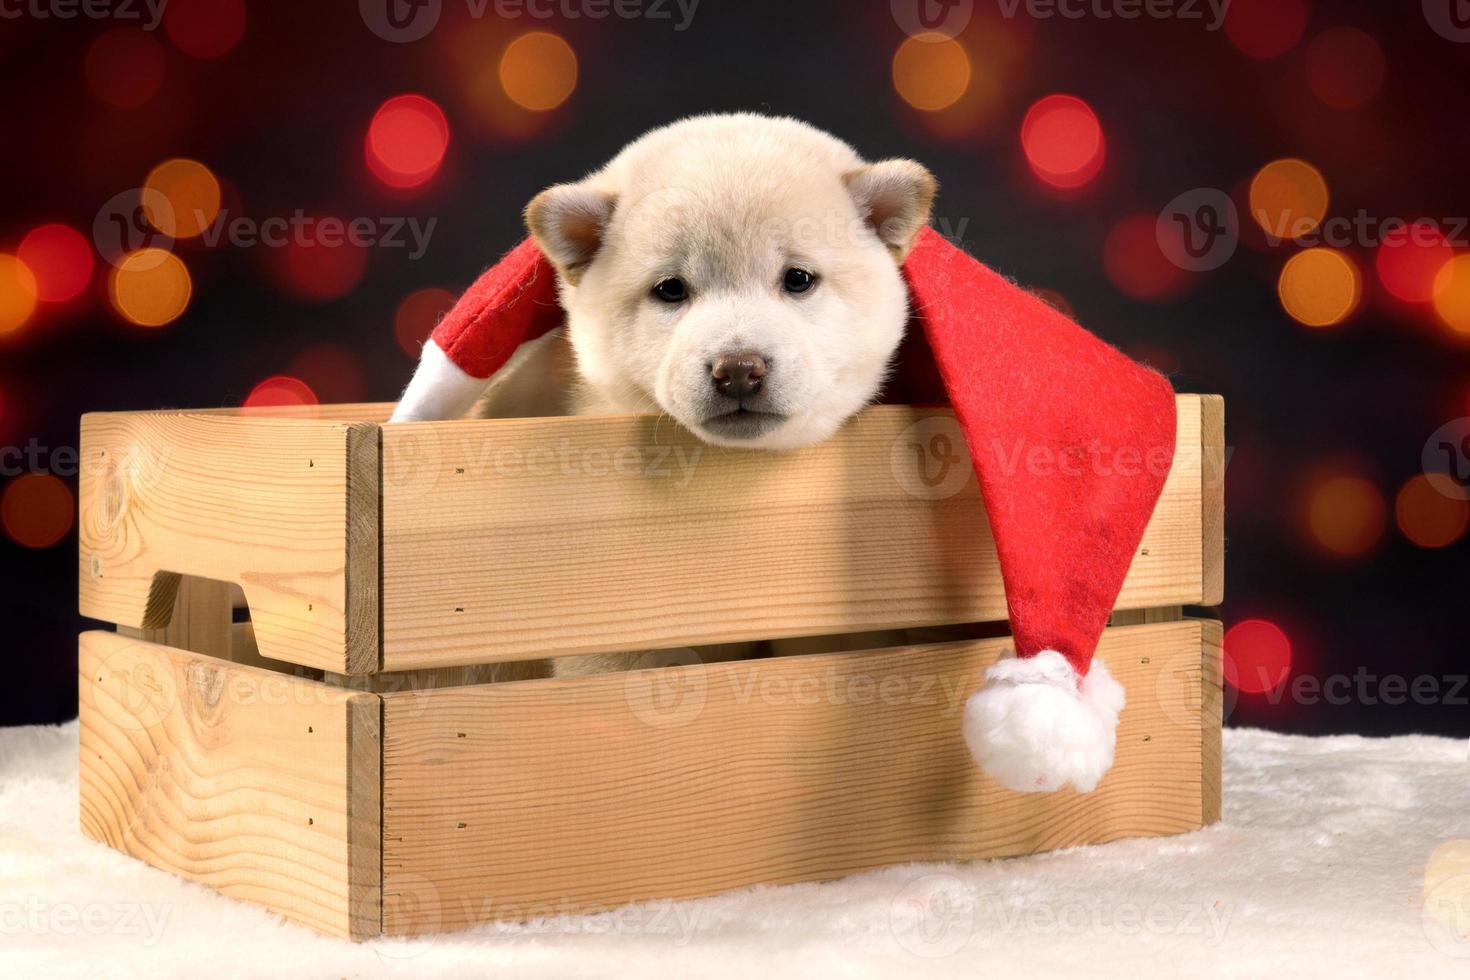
top-left (1278, 248), bottom-right (1360, 327)
top-left (1305, 474), bottom-right (1385, 556)
top-left (1433, 254), bottom-right (1470, 337)
top-left (144, 158), bottom-right (222, 239)
top-left (892, 34), bottom-right (971, 112)
top-left (1250, 158), bottom-right (1329, 240)
top-left (0, 254), bottom-right (38, 335)
top-left (108, 248), bottom-right (192, 327)
top-left (499, 32), bottom-right (578, 112)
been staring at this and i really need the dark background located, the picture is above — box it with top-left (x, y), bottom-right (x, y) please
top-left (1, 0), bottom-right (1466, 736)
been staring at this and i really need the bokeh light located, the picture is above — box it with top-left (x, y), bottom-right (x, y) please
top-left (1, 473), bottom-right (75, 549)
top-left (366, 95), bottom-right (451, 190)
top-left (18, 224), bottom-right (94, 304)
top-left (244, 375), bottom-right (318, 409)
top-left (1021, 94), bottom-right (1104, 190)
top-left (1432, 255), bottom-right (1470, 337)
top-left (892, 34), bottom-right (972, 112)
top-left (1249, 158), bottom-right (1329, 240)
top-left (1223, 619), bottom-right (1293, 694)
top-left (288, 343), bottom-right (367, 404)
top-left (1224, 0), bottom-right (1308, 60)
top-left (0, 255), bottom-right (39, 336)
top-left (1305, 27), bottom-right (1386, 109)
top-left (1103, 214), bottom-right (1189, 302)
top-left (1278, 248), bottom-right (1361, 328)
top-left (143, 159), bottom-right (222, 239)
top-left (83, 28), bottom-right (166, 109)
top-left (1396, 475), bottom-right (1469, 549)
top-left (264, 217), bottom-right (368, 304)
top-left (108, 248), bottom-right (192, 327)
top-left (499, 32), bottom-right (578, 112)
top-left (1305, 472), bottom-right (1386, 556)
top-left (1376, 221), bottom-right (1454, 305)
top-left (163, 0), bottom-right (246, 59)
top-left (394, 286), bottom-right (457, 357)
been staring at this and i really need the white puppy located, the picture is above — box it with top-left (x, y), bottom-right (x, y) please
top-left (479, 113), bottom-right (937, 674)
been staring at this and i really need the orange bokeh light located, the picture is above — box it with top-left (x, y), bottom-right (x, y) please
top-left (1433, 255), bottom-right (1470, 337)
top-left (1376, 221), bottom-right (1454, 305)
top-left (1278, 248), bottom-right (1361, 328)
top-left (108, 248), bottom-right (192, 328)
top-left (1103, 214), bottom-right (1190, 302)
top-left (18, 224), bottom-right (94, 304)
top-left (499, 32), bottom-right (578, 112)
top-left (366, 95), bottom-right (451, 190)
top-left (144, 159), bottom-right (222, 239)
top-left (1021, 94), bottom-right (1104, 190)
top-left (1249, 159), bottom-right (1329, 240)
top-left (1224, 0), bottom-right (1307, 60)
top-left (84, 28), bottom-right (166, 109)
top-left (1305, 473), bottom-right (1386, 556)
top-left (1305, 27), bottom-right (1386, 110)
top-left (892, 35), bottom-right (972, 112)
top-left (1, 473), bottom-right (75, 549)
top-left (163, 0), bottom-right (246, 59)
top-left (0, 255), bottom-right (39, 336)
top-left (1396, 475), bottom-right (1469, 549)
top-left (1223, 619), bottom-right (1293, 695)
top-left (245, 375), bottom-right (318, 409)
top-left (394, 287), bottom-right (457, 357)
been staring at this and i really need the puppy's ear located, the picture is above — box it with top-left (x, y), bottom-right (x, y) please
top-left (525, 183), bottom-right (617, 284)
top-left (843, 160), bottom-right (938, 261)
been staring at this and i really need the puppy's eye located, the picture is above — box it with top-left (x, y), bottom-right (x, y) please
top-left (652, 278), bottom-right (688, 303)
top-left (783, 268), bottom-right (817, 294)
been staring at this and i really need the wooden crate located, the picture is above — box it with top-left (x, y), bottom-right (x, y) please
top-left (77, 397), bottom-right (1226, 939)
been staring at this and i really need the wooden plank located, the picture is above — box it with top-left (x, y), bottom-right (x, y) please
top-left (78, 631), bottom-right (380, 938)
top-left (381, 620), bottom-right (1214, 934)
top-left (381, 397), bottom-right (1208, 671)
top-left (79, 412), bottom-right (379, 674)
top-left (1199, 619), bottom-right (1224, 825)
top-left (1199, 394), bottom-right (1226, 606)
top-left (116, 576), bottom-right (233, 659)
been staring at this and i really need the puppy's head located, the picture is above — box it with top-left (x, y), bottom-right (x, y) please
top-left (525, 114), bottom-right (936, 450)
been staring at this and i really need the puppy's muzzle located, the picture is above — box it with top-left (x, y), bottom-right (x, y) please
top-left (710, 352), bottom-right (768, 400)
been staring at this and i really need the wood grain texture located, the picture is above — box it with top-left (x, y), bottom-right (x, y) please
top-left (1199, 619), bottom-right (1224, 825)
top-left (78, 631), bottom-right (380, 938)
top-left (1199, 395), bottom-right (1226, 606)
top-left (79, 411), bottom-right (379, 673)
top-left (380, 620), bottom-right (1216, 934)
top-left (381, 397), bottom-right (1209, 671)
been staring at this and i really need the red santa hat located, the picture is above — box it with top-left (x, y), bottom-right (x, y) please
top-left (392, 229), bottom-right (1176, 794)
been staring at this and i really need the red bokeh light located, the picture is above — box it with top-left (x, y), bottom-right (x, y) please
top-left (18, 224), bottom-right (94, 304)
top-left (1224, 0), bottom-right (1308, 60)
top-left (1, 473), bottom-right (75, 549)
top-left (83, 28), bottom-right (166, 109)
top-left (1021, 94), bottom-right (1104, 190)
top-left (288, 343), bottom-right (367, 405)
top-left (244, 375), bottom-right (318, 409)
top-left (394, 287), bottom-right (457, 357)
top-left (366, 95), bottom-right (451, 190)
top-left (1223, 619), bottom-right (1293, 694)
top-left (265, 219), bottom-right (369, 304)
top-left (164, 0), bottom-right (247, 59)
top-left (1103, 214), bottom-right (1190, 302)
top-left (1305, 27), bottom-right (1385, 109)
top-left (1376, 221), bottom-right (1454, 305)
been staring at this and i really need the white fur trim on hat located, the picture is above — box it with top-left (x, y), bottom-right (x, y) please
top-left (390, 339), bottom-right (488, 423)
top-left (962, 651), bottom-right (1125, 794)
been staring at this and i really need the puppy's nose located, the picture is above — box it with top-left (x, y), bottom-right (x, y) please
top-left (710, 352), bottom-right (767, 400)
